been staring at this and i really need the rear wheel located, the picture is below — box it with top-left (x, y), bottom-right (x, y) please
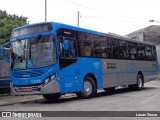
top-left (43, 93), bottom-right (61, 102)
top-left (129, 74), bottom-right (144, 90)
top-left (76, 77), bottom-right (97, 99)
top-left (136, 74), bottom-right (144, 90)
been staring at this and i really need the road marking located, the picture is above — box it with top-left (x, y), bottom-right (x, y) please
top-left (141, 94), bottom-right (158, 105)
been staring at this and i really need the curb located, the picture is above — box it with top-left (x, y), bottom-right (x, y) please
top-left (0, 93), bottom-right (11, 97)
top-left (0, 95), bottom-right (44, 107)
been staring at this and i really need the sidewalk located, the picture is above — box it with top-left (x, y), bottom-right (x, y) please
top-left (0, 94), bottom-right (43, 107)
top-left (0, 92), bottom-right (77, 107)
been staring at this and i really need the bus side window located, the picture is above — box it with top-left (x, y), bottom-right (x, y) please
top-left (107, 39), bottom-right (114, 59)
top-left (128, 42), bottom-right (137, 60)
top-left (59, 37), bottom-right (77, 58)
top-left (69, 40), bottom-right (76, 58)
top-left (137, 44), bottom-right (145, 60)
top-left (112, 40), bottom-right (119, 59)
top-left (107, 38), bottom-right (119, 59)
top-left (119, 40), bottom-right (129, 59)
top-left (145, 45), bottom-right (152, 61)
top-left (77, 32), bottom-right (93, 57)
top-left (152, 46), bottom-right (156, 61)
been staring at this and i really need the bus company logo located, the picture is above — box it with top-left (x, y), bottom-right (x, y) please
top-left (27, 60), bottom-right (33, 68)
top-left (93, 62), bottom-right (99, 69)
top-left (130, 63), bottom-right (134, 69)
top-left (2, 112), bottom-right (11, 117)
top-left (106, 62), bottom-right (117, 69)
top-left (103, 62), bottom-right (107, 69)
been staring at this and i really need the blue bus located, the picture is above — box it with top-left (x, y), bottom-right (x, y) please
top-left (0, 48), bottom-right (10, 93)
top-left (1, 22), bottom-right (158, 101)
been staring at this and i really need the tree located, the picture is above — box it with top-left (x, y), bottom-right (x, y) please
top-left (0, 10), bottom-right (27, 46)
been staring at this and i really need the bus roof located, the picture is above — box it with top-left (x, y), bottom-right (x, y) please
top-left (12, 21), bottom-right (155, 46)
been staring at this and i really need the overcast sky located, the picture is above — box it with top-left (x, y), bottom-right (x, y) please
top-left (0, 0), bottom-right (160, 35)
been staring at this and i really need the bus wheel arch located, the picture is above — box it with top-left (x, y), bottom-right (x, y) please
top-left (76, 73), bottom-right (97, 99)
top-left (85, 73), bottom-right (97, 89)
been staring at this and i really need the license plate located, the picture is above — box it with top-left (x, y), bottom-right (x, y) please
top-left (21, 87), bottom-right (32, 92)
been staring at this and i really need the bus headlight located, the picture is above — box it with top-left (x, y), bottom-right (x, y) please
top-left (44, 73), bottom-right (56, 86)
top-left (51, 74), bottom-right (56, 80)
top-left (44, 78), bottom-right (50, 85)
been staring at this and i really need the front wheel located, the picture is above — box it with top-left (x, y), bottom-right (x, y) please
top-left (76, 77), bottom-right (97, 99)
top-left (43, 93), bottom-right (61, 102)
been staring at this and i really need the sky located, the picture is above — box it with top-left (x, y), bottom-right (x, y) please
top-left (1, 0), bottom-right (160, 35)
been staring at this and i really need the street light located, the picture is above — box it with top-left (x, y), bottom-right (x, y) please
top-left (77, 11), bottom-right (81, 27)
top-left (149, 20), bottom-right (160, 23)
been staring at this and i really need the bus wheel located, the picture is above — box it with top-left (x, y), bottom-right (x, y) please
top-left (43, 93), bottom-right (61, 102)
top-left (76, 77), bottom-right (97, 99)
top-left (136, 74), bottom-right (144, 90)
top-left (129, 74), bottom-right (144, 90)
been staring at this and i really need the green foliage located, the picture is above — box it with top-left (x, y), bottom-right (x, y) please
top-left (0, 10), bottom-right (27, 46)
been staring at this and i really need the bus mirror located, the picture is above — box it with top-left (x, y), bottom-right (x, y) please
top-left (64, 39), bottom-right (69, 51)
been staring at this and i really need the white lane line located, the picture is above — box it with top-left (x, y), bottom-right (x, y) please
top-left (141, 94), bottom-right (158, 105)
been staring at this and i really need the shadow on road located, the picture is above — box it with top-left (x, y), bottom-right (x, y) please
top-left (96, 86), bottom-right (158, 97)
top-left (35, 86), bottom-right (158, 104)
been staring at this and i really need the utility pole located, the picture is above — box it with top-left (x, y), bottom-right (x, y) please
top-left (45, 0), bottom-right (47, 22)
top-left (77, 11), bottom-right (80, 27)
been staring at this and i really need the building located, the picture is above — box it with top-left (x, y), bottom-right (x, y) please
top-left (126, 25), bottom-right (160, 44)
top-left (126, 25), bottom-right (160, 69)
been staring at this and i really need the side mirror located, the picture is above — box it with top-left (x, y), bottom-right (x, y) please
top-left (64, 39), bottom-right (69, 51)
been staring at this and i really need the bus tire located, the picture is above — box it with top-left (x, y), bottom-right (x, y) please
top-left (136, 74), bottom-right (144, 90)
top-left (129, 74), bottom-right (144, 90)
top-left (76, 77), bottom-right (97, 99)
top-left (43, 93), bottom-right (61, 102)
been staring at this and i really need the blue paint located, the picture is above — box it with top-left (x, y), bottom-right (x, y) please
top-left (27, 60), bottom-right (33, 68)
top-left (130, 63), bottom-right (134, 69)
top-left (1, 22), bottom-right (158, 95)
top-left (57, 58), bottom-right (103, 93)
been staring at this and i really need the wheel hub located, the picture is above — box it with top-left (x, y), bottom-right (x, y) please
top-left (84, 81), bottom-right (92, 96)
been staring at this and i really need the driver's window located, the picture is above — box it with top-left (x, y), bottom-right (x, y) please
top-left (59, 37), bottom-right (77, 58)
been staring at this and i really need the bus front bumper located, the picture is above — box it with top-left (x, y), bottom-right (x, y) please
top-left (10, 80), bottom-right (60, 95)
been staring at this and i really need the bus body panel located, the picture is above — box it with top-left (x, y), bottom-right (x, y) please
top-left (58, 57), bottom-right (103, 93)
top-left (10, 66), bottom-right (55, 86)
top-left (102, 59), bottom-right (157, 88)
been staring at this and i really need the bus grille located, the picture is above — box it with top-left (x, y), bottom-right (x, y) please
top-left (12, 70), bottom-right (45, 78)
top-left (17, 86), bottom-right (40, 92)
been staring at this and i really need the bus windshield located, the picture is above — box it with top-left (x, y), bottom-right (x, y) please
top-left (11, 35), bottom-right (56, 69)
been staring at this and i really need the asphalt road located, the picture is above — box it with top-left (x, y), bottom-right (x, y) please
top-left (0, 80), bottom-right (160, 120)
